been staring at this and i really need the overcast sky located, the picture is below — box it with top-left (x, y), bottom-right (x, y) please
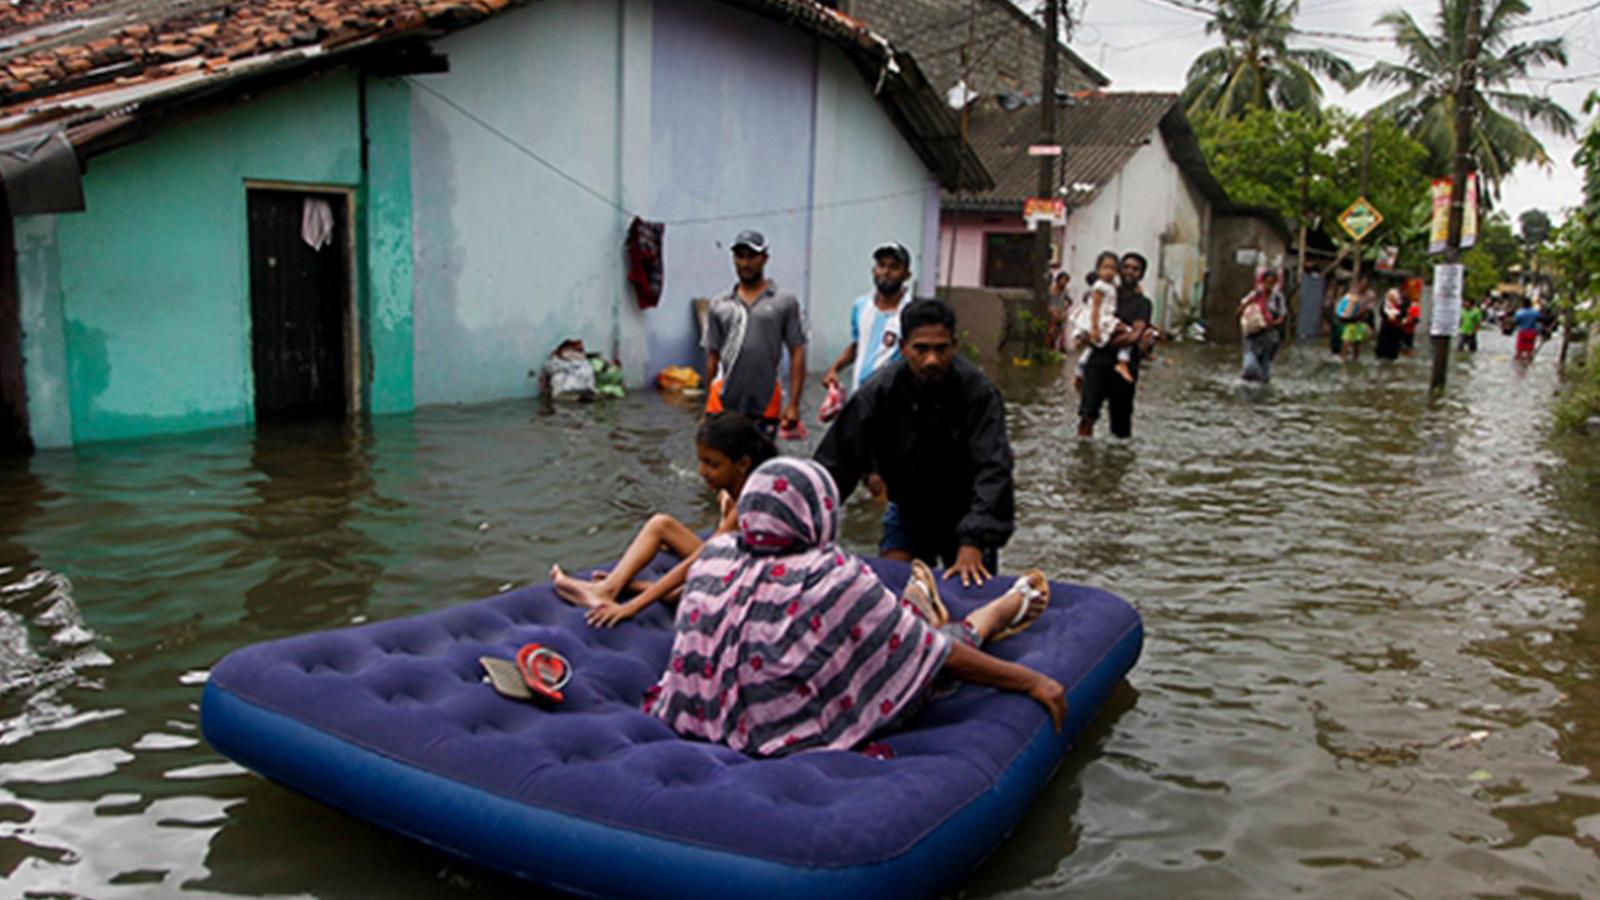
top-left (1058, 0), bottom-right (1596, 228)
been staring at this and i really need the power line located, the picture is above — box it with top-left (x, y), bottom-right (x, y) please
top-left (1135, 0), bottom-right (1399, 42)
top-left (407, 78), bottom-right (930, 227)
top-left (1510, 69), bottom-right (1600, 84)
top-left (1507, 0), bottom-right (1600, 31)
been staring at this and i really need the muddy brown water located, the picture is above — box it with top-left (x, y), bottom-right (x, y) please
top-left (3, 333), bottom-right (1599, 898)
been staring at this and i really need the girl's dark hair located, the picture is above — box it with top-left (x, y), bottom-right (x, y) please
top-left (1088, 251), bottom-right (1119, 285)
top-left (697, 413), bottom-right (777, 467)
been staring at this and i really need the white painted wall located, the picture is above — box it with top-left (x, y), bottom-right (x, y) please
top-left (1061, 127), bottom-right (1208, 326)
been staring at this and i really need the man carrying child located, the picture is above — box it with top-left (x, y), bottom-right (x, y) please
top-left (1077, 251), bottom-right (1154, 439)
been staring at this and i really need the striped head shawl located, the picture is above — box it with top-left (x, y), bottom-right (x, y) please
top-left (644, 458), bottom-right (950, 756)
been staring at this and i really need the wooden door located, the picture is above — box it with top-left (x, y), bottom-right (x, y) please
top-left (248, 190), bottom-right (348, 421)
top-left (0, 191), bottom-right (29, 454)
top-left (983, 232), bottom-right (1036, 289)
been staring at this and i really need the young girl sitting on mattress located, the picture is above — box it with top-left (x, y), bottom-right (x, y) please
top-left (642, 457), bottom-right (1064, 757)
top-left (550, 412), bottom-right (776, 628)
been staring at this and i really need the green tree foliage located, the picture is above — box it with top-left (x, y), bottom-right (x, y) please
top-left (1182, 0), bottom-right (1356, 120)
top-left (1551, 93), bottom-right (1600, 430)
top-left (1461, 246), bottom-right (1502, 299)
top-left (1476, 212), bottom-right (1521, 274)
top-left (1579, 92), bottom-right (1600, 229)
top-left (1553, 93), bottom-right (1600, 313)
top-left (1195, 107), bottom-right (1431, 264)
top-left (1359, 0), bottom-right (1574, 189)
top-left (1519, 207), bottom-right (1552, 248)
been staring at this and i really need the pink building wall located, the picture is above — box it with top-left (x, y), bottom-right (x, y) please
top-left (935, 211), bottom-right (1036, 288)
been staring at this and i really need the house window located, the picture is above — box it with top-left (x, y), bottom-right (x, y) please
top-left (983, 233), bottom-right (1036, 288)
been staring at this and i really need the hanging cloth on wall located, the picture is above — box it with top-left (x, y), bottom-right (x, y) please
top-left (301, 197), bottom-right (335, 252)
top-left (625, 216), bottom-right (665, 310)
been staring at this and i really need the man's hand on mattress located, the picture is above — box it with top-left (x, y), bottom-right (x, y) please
top-left (944, 545), bottom-right (991, 587)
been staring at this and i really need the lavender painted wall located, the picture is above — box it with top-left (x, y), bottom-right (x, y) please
top-left (410, 0), bottom-right (626, 407)
top-left (645, 0), bottom-right (819, 378)
top-left (805, 45), bottom-right (937, 364)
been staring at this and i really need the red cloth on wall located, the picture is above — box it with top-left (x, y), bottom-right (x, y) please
top-left (626, 217), bottom-right (664, 310)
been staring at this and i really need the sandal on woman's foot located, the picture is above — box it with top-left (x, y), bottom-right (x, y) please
top-left (994, 570), bottom-right (1050, 641)
top-left (905, 560), bottom-right (949, 627)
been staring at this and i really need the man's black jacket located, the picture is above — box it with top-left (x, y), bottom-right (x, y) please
top-left (814, 356), bottom-right (1014, 551)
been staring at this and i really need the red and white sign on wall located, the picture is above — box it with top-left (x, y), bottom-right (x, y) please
top-left (1023, 197), bottom-right (1065, 230)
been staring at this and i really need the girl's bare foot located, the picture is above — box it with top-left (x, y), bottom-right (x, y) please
top-left (1114, 361), bottom-right (1134, 383)
top-left (550, 564), bottom-right (615, 609)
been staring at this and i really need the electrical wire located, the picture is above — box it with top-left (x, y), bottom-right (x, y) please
top-left (406, 78), bottom-right (931, 228)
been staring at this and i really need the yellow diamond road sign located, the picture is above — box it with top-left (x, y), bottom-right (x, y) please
top-left (1339, 196), bottom-right (1383, 241)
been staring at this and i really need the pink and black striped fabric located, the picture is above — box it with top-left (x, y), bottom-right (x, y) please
top-left (645, 458), bottom-right (949, 756)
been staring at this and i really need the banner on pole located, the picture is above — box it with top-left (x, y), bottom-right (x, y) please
top-left (1429, 179), bottom-right (1451, 254)
top-left (1462, 173), bottom-right (1479, 249)
top-left (1428, 175), bottom-right (1478, 254)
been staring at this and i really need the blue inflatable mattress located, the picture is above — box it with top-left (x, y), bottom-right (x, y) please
top-left (202, 556), bottom-right (1142, 898)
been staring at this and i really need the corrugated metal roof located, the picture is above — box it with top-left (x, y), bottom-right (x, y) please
top-left (947, 90), bottom-right (1186, 210)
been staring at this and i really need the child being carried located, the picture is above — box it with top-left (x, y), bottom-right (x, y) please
top-left (1071, 250), bottom-right (1135, 383)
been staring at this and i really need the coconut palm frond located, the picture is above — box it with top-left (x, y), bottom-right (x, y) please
top-left (1365, 0), bottom-right (1573, 188)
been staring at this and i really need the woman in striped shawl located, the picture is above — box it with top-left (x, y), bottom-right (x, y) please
top-left (644, 457), bottom-right (1065, 757)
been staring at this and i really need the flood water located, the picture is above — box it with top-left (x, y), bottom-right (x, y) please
top-left (4, 331), bottom-right (1599, 898)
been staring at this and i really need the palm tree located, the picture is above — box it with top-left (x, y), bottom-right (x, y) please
top-left (1360, 0), bottom-right (1575, 188)
top-left (1182, 0), bottom-right (1357, 120)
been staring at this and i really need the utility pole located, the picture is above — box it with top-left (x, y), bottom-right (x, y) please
top-left (1354, 122), bottom-right (1372, 273)
top-left (1431, 0), bottom-right (1480, 393)
top-left (1034, 0), bottom-right (1060, 307)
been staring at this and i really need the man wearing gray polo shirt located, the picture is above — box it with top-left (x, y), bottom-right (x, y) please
top-left (702, 230), bottom-right (808, 435)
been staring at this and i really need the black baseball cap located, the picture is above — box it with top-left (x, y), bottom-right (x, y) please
top-left (731, 230), bottom-right (769, 254)
top-left (872, 241), bottom-right (911, 267)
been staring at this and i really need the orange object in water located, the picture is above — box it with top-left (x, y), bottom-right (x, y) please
top-left (705, 379), bottom-right (782, 420)
top-left (656, 366), bottom-right (702, 392)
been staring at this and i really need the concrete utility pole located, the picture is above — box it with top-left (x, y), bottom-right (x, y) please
top-left (1432, 0), bottom-right (1480, 393)
top-left (1354, 122), bottom-right (1371, 271)
top-left (1034, 0), bottom-right (1059, 307)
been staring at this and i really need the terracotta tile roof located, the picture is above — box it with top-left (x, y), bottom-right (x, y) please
top-left (0, 0), bottom-right (991, 191)
top-left (0, 0), bottom-right (473, 105)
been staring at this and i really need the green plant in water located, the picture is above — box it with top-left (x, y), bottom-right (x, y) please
top-left (1012, 310), bottom-right (1064, 365)
top-left (958, 329), bottom-right (982, 362)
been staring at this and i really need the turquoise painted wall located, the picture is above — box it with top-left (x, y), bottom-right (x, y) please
top-left (410, 0), bottom-right (627, 406)
top-left (806, 46), bottom-right (936, 367)
top-left (16, 215), bottom-right (69, 448)
top-left (47, 72), bottom-right (363, 444)
top-left (362, 76), bottom-right (416, 416)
